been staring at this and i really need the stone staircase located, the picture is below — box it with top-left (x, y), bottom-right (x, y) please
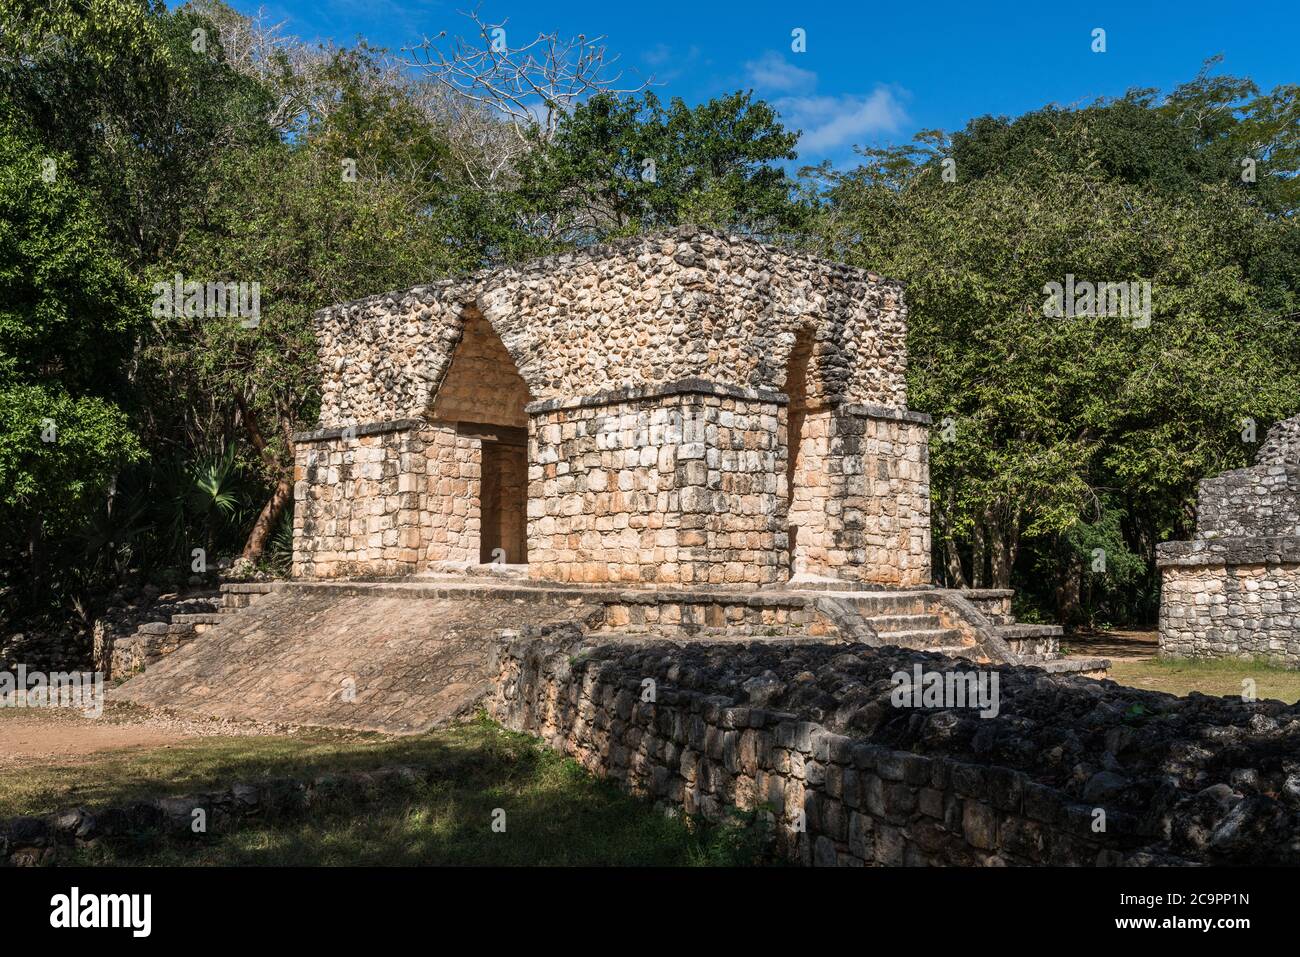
top-left (108, 583), bottom-right (276, 678)
top-left (805, 586), bottom-right (1106, 675)
top-left (839, 591), bottom-right (972, 658)
top-left (955, 589), bottom-right (1075, 661)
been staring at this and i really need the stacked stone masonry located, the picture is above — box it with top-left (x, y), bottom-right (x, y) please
top-left (491, 632), bottom-right (1300, 865)
top-left (294, 228), bottom-right (931, 587)
top-left (312, 227), bottom-right (911, 424)
top-left (1159, 414), bottom-right (1300, 666)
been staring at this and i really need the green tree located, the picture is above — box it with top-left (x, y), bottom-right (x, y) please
top-left (0, 0), bottom-right (278, 267)
top-left (519, 90), bottom-right (806, 243)
top-left (816, 147), bottom-right (1297, 623)
top-left (0, 122), bottom-right (143, 608)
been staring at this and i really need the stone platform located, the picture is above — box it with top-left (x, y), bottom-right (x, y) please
top-left (115, 576), bottom-right (1104, 734)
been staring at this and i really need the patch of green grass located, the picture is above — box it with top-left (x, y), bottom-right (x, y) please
top-left (1107, 656), bottom-right (1300, 703)
top-left (6, 714), bottom-right (772, 866)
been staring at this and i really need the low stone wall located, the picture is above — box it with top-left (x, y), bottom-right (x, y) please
top-left (490, 632), bottom-right (1300, 866)
top-left (596, 591), bottom-right (866, 641)
top-left (1, 764), bottom-right (432, 866)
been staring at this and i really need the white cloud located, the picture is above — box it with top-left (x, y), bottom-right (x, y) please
top-left (743, 51), bottom-right (817, 94)
top-left (775, 88), bottom-right (908, 154)
top-left (643, 43), bottom-right (674, 67)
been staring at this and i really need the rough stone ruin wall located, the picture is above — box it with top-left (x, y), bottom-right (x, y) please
top-left (310, 228), bottom-right (913, 426)
top-left (490, 631), bottom-right (1300, 866)
top-left (1159, 414), bottom-right (1300, 666)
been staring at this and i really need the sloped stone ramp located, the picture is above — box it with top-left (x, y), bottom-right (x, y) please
top-left (116, 586), bottom-right (599, 733)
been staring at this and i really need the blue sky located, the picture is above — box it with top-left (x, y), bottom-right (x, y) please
top-left (229, 0), bottom-right (1300, 166)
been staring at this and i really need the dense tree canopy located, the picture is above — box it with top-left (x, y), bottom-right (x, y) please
top-left (812, 75), bottom-right (1300, 624)
top-left (0, 0), bottom-right (1295, 638)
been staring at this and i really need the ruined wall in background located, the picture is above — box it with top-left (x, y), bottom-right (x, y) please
top-left (1159, 414), bottom-right (1300, 666)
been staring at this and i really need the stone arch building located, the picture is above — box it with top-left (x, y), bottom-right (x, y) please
top-left (292, 227), bottom-right (932, 587)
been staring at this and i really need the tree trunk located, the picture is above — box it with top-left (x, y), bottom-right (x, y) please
top-left (989, 509), bottom-right (1019, 589)
top-left (1056, 557), bottom-right (1083, 627)
top-left (934, 496), bottom-right (968, 589)
top-left (28, 513), bottom-right (43, 604)
top-left (944, 538), bottom-right (968, 589)
top-left (241, 475), bottom-right (292, 561)
top-left (236, 395), bottom-right (293, 562)
top-left (970, 522), bottom-right (987, 588)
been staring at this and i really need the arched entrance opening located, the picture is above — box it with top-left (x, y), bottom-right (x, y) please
top-left (783, 328), bottom-right (815, 578)
top-left (429, 307), bottom-right (532, 565)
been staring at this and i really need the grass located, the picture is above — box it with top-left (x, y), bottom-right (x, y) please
top-left (2, 713), bottom-right (772, 866)
top-left (1106, 656), bottom-right (1300, 703)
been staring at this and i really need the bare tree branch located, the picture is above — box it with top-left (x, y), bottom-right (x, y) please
top-left (402, 7), bottom-right (653, 185)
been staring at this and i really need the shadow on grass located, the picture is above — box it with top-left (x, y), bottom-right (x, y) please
top-left (24, 715), bottom-right (772, 866)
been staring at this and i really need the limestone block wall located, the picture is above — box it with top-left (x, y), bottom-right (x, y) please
top-left (788, 405), bottom-right (930, 586)
top-left (1159, 540), bottom-right (1300, 666)
top-left (422, 425), bottom-right (482, 565)
top-left (525, 382), bottom-right (786, 585)
top-left (1159, 414), bottom-right (1300, 665)
top-left (292, 384), bottom-right (931, 585)
top-left (292, 420), bottom-right (482, 579)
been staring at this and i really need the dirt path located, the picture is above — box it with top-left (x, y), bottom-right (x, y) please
top-left (1062, 628), bottom-right (1158, 660)
top-left (0, 710), bottom-right (190, 767)
top-left (0, 704), bottom-right (301, 769)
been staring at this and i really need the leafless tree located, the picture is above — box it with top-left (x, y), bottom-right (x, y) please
top-left (403, 8), bottom-right (653, 184)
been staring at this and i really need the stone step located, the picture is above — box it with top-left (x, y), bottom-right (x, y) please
top-left (868, 614), bottom-right (942, 634)
top-left (417, 561), bottom-right (530, 580)
top-left (875, 628), bottom-right (968, 650)
top-left (169, 613), bottom-right (228, 626)
top-left (1025, 655), bottom-right (1111, 678)
top-left (996, 623), bottom-right (1062, 658)
top-left (841, 594), bottom-right (935, 617)
top-left (785, 577), bottom-right (936, 594)
top-left (220, 582), bottom-right (278, 609)
top-left (995, 623), bottom-right (1065, 638)
top-left (921, 645), bottom-right (986, 661)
